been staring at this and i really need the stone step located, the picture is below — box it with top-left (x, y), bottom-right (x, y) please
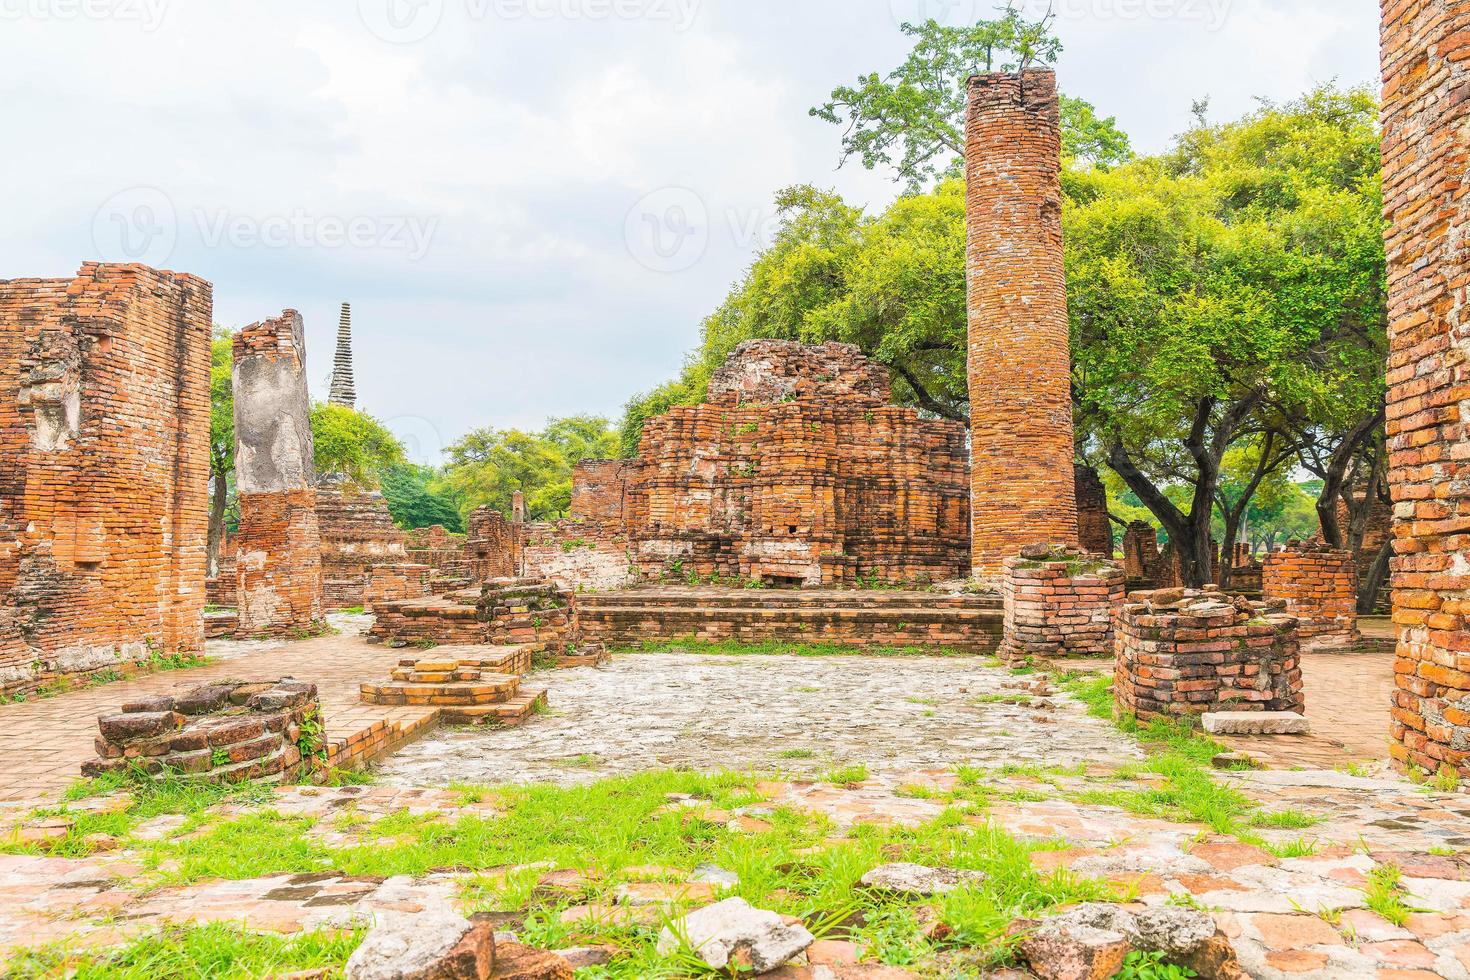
top-left (359, 673), bottom-right (522, 707)
top-left (578, 605), bottom-right (1001, 624)
top-left (442, 687), bottom-right (547, 726)
top-left (397, 645), bottom-right (531, 676)
top-left (1202, 712), bottom-right (1312, 736)
top-left (574, 587), bottom-right (998, 612)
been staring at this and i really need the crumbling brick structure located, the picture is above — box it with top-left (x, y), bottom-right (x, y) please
top-left (1263, 544), bottom-right (1360, 650)
top-left (206, 535), bottom-right (237, 608)
top-left (1380, 0), bottom-right (1470, 778)
top-left (363, 563), bottom-right (432, 613)
top-left (1074, 466), bottom-right (1114, 557)
top-left (404, 525), bottom-right (471, 583)
top-left (624, 340), bottom-right (969, 586)
top-left (315, 479), bottom-right (408, 610)
top-left (369, 578), bottom-right (575, 663)
top-left (361, 654), bottom-right (546, 726)
top-left (1115, 589), bottom-right (1304, 723)
top-left (1122, 522), bottom-right (1163, 586)
top-left (84, 678), bottom-right (321, 783)
top-left (998, 545), bottom-right (1126, 664)
top-left (0, 263), bottom-right (211, 696)
top-left (965, 70), bottom-right (1078, 577)
top-left (233, 312), bottom-right (325, 637)
top-left (466, 507), bottom-right (521, 581)
top-left (571, 460), bottom-right (634, 528)
top-left (516, 459), bottom-right (638, 590)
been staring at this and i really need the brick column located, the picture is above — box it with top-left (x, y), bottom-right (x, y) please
top-left (1380, 0), bottom-right (1470, 779)
top-left (233, 311), bottom-right (325, 637)
top-left (966, 70), bottom-right (1078, 578)
top-left (1262, 544), bottom-right (1360, 651)
top-left (998, 545), bottom-right (1125, 665)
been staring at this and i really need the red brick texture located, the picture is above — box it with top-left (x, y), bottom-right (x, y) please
top-left (966, 70), bottom-right (1078, 577)
top-left (1262, 545), bottom-right (1360, 650)
top-left (1115, 589), bottom-right (1304, 723)
top-left (571, 460), bottom-right (634, 527)
top-left (363, 563), bottom-right (432, 613)
top-left (1380, 0), bottom-right (1470, 778)
top-left (467, 506), bottom-right (521, 581)
top-left (315, 482), bottom-right (408, 610)
top-left (998, 546), bottom-right (1126, 664)
top-left (1074, 465), bottom-right (1114, 556)
top-left (0, 262), bottom-right (211, 696)
top-left (233, 312), bottom-right (325, 637)
top-left (626, 340), bottom-right (970, 587)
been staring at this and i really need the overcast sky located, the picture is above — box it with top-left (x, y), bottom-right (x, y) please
top-left (1, 0), bottom-right (1379, 462)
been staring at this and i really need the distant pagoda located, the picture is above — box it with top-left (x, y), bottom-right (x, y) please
top-left (328, 302), bottom-right (357, 409)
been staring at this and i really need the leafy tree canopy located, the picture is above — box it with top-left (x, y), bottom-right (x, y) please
top-left (380, 463), bottom-right (464, 533)
top-left (310, 403), bottom-right (407, 488)
top-left (440, 416), bottom-right (618, 522)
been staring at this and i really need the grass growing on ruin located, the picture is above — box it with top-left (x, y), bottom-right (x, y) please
top-left (4, 922), bottom-right (363, 979)
top-left (0, 652), bottom-right (213, 706)
top-left (618, 637), bottom-right (978, 658)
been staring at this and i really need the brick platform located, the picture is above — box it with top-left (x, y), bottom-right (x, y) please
top-left (1262, 544), bottom-right (1360, 650)
top-left (998, 546), bottom-right (1125, 664)
top-left (965, 70), bottom-right (1078, 576)
top-left (360, 653), bottom-right (546, 726)
top-left (1115, 588), bottom-right (1304, 723)
top-left (575, 586), bottom-right (1002, 651)
top-left (363, 563), bottom-right (432, 613)
top-left (369, 578), bottom-right (576, 664)
top-left (1380, 0), bottom-right (1470, 780)
top-left (0, 263), bottom-right (211, 696)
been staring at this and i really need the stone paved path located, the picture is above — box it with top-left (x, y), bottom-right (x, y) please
top-left (0, 616), bottom-right (424, 804)
top-left (376, 653), bottom-right (1142, 786)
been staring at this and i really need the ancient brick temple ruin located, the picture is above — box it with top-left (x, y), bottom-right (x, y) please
top-left (315, 479), bottom-right (408, 610)
top-left (998, 545), bottom-right (1126, 665)
top-left (1380, 0), bottom-right (1470, 779)
top-left (965, 70), bottom-right (1079, 577)
top-left (0, 263), bottom-right (211, 696)
top-left (623, 340), bottom-right (969, 586)
top-left (1262, 544), bottom-right (1360, 650)
top-left (1073, 465), bottom-right (1114, 557)
top-left (232, 312), bottom-right (325, 637)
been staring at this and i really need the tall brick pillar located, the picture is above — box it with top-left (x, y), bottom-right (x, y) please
top-left (233, 311), bottom-right (325, 637)
top-left (1380, 0), bottom-right (1470, 780)
top-left (966, 69), bottom-right (1078, 578)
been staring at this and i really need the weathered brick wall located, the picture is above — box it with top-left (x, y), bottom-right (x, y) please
top-left (625, 340), bottom-right (970, 586)
top-left (1263, 544), bottom-right (1360, 650)
top-left (315, 480), bottom-right (407, 610)
top-left (1335, 485), bottom-right (1394, 611)
top-left (966, 70), bottom-right (1078, 577)
top-left (570, 460), bottom-right (633, 529)
top-left (363, 563), bottom-right (432, 613)
top-left (1380, 0), bottom-right (1470, 778)
top-left (404, 525), bottom-right (471, 581)
top-left (466, 507), bottom-right (520, 581)
top-left (206, 535), bottom-right (237, 608)
top-left (1074, 465), bottom-right (1114, 556)
top-left (1115, 589), bottom-right (1303, 723)
top-left (85, 679), bottom-right (321, 783)
top-left (0, 263), bottom-right (211, 696)
top-left (233, 312), bottom-right (324, 637)
top-left (520, 521), bottom-right (635, 591)
top-left (998, 545), bottom-right (1125, 664)
top-left (1122, 521), bottom-right (1162, 585)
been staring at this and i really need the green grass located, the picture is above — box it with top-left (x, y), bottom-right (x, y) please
top-left (824, 764), bottom-right (869, 787)
top-left (1363, 863), bottom-right (1421, 926)
top-left (971, 693), bottom-right (1036, 706)
top-left (777, 749), bottom-right (816, 760)
top-left (4, 922), bottom-right (363, 979)
top-left (615, 637), bottom-right (979, 659)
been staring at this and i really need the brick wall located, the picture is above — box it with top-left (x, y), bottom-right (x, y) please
top-left (404, 525), bottom-right (471, 581)
top-left (1122, 521), bottom-right (1162, 585)
top-left (625, 340), bottom-right (970, 586)
top-left (363, 563), bottom-right (432, 613)
top-left (315, 480), bottom-right (407, 610)
top-left (966, 70), bottom-right (1078, 577)
top-left (1074, 465), bottom-right (1114, 556)
top-left (466, 507), bottom-right (520, 580)
top-left (1380, 0), bottom-right (1470, 778)
top-left (1263, 544), bottom-right (1360, 650)
top-left (233, 311), bottom-right (324, 637)
top-left (520, 521), bottom-right (635, 591)
top-left (570, 460), bottom-right (633, 528)
top-left (0, 262), bottom-right (211, 696)
top-left (998, 545), bottom-right (1125, 664)
top-left (1115, 589), bottom-right (1304, 723)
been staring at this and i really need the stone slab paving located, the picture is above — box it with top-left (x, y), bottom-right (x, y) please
top-left (0, 615), bottom-right (424, 804)
top-left (376, 653), bottom-right (1143, 786)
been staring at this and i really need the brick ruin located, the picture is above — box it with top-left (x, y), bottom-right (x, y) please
top-left (0, 263), bottom-right (211, 696)
top-left (404, 524), bottom-right (472, 583)
top-left (232, 312), bottom-right (325, 637)
top-left (1380, 0), bottom-right (1470, 778)
top-left (369, 579), bottom-right (578, 666)
top-left (84, 678), bottom-right (322, 783)
top-left (363, 563), bottom-right (432, 613)
top-left (965, 70), bottom-right (1079, 577)
top-left (1262, 544), bottom-right (1360, 650)
top-left (998, 545), bottom-right (1126, 664)
top-left (621, 340), bottom-right (969, 586)
top-left (360, 651), bottom-right (546, 726)
top-left (1115, 589), bottom-right (1304, 723)
top-left (315, 479), bottom-right (408, 610)
top-left (518, 460), bottom-right (636, 591)
top-left (466, 507), bottom-right (521, 581)
top-left (1074, 465), bottom-right (1114, 557)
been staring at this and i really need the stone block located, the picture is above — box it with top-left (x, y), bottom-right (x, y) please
top-left (1202, 712), bottom-right (1311, 736)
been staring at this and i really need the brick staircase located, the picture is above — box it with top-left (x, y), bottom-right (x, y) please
top-left (360, 646), bottom-right (547, 726)
top-left (575, 586), bottom-right (1002, 651)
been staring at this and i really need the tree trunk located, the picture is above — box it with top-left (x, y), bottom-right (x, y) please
top-left (1359, 534), bottom-right (1393, 615)
top-left (207, 470), bottom-right (228, 579)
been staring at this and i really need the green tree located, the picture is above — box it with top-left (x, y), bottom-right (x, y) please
top-left (380, 463), bottom-right (464, 532)
top-left (811, 12), bottom-right (1130, 190)
top-left (440, 416), bottom-right (618, 521)
top-left (207, 329), bottom-right (234, 576)
top-left (310, 403), bottom-right (407, 487)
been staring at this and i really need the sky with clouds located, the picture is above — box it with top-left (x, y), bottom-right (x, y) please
top-left (0, 0), bottom-right (1380, 462)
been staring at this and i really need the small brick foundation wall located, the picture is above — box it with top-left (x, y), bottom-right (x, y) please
top-left (233, 312), bottom-right (324, 637)
top-left (1115, 589), bottom-right (1304, 723)
top-left (1263, 544), bottom-right (1360, 650)
top-left (1122, 522), bottom-right (1162, 587)
top-left (315, 481), bottom-right (407, 610)
top-left (467, 507), bottom-right (520, 581)
top-left (965, 70), bottom-right (1078, 576)
top-left (998, 546), bottom-right (1125, 664)
top-left (364, 563), bottom-right (432, 613)
top-left (1380, 0), bottom-right (1470, 779)
top-left (521, 522), bottom-right (635, 591)
top-left (1074, 466), bottom-right (1114, 557)
top-left (405, 525), bottom-right (471, 582)
top-left (84, 679), bottom-right (321, 783)
top-left (368, 578), bottom-right (576, 662)
top-left (626, 341), bottom-right (970, 586)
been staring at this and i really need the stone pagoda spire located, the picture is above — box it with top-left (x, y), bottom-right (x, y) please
top-left (328, 302), bottom-right (357, 409)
